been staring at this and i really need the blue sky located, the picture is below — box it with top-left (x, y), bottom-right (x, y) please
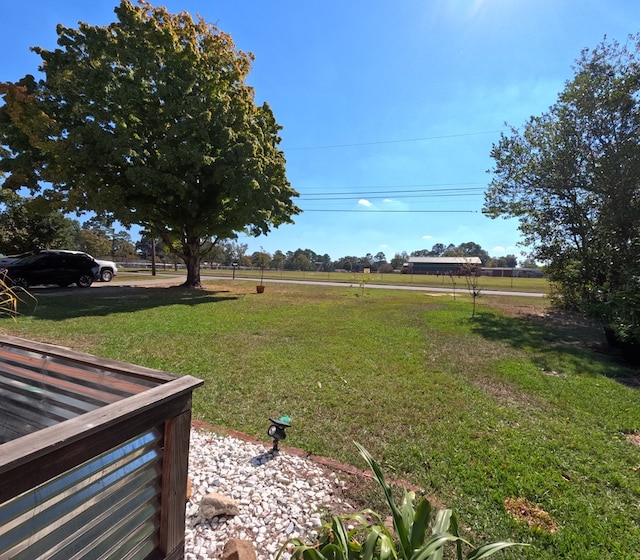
top-left (3, 1), bottom-right (640, 261)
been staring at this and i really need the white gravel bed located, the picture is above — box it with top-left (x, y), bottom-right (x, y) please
top-left (185, 429), bottom-right (354, 560)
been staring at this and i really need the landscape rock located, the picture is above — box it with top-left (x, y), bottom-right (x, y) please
top-left (222, 538), bottom-right (258, 560)
top-left (200, 492), bottom-right (241, 519)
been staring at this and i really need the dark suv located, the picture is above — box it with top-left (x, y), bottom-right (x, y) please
top-left (0, 252), bottom-right (99, 289)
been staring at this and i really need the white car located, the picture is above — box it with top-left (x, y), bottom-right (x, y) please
top-left (40, 250), bottom-right (118, 282)
top-left (93, 257), bottom-right (118, 282)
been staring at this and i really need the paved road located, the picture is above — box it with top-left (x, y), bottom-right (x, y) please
top-left (105, 274), bottom-right (546, 298)
top-left (237, 276), bottom-right (546, 298)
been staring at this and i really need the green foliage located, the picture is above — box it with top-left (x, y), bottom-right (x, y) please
top-left (279, 443), bottom-right (527, 560)
top-left (484, 35), bottom-right (640, 349)
top-left (1, 0), bottom-right (300, 286)
top-left (77, 216), bottom-right (136, 259)
top-left (356, 275), bottom-right (370, 296)
top-left (606, 283), bottom-right (640, 343)
top-left (411, 243), bottom-right (490, 265)
top-left (0, 191), bottom-right (77, 254)
top-left (251, 251), bottom-right (271, 269)
top-left (590, 270), bottom-right (640, 351)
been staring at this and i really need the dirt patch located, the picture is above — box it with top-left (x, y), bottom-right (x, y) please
top-left (504, 497), bottom-right (559, 533)
top-left (626, 432), bottom-right (640, 447)
top-left (542, 369), bottom-right (566, 377)
top-left (472, 374), bottom-right (545, 411)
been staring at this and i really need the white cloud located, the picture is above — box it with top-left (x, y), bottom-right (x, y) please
top-left (358, 199), bottom-right (372, 207)
top-left (492, 245), bottom-right (515, 255)
top-left (422, 235), bottom-right (432, 240)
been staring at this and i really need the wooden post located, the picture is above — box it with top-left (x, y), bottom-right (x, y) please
top-left (159, 404), bottom-right (193, 559)
top-left (151, 238), bottom-right (157, 276)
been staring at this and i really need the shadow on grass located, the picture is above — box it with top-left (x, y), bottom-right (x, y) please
top-left (15, 285), bottom-right (238, 320)
top-left (470, 310), bottom-right (640, 386)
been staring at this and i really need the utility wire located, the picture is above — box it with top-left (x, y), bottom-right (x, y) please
top-left (303, 189), bottom-right (484, 200)
top-left (300, 181), bottom-right (486, 193)
top-left (303, 194), bottom-right (483, 202)
top-left (302, 209), bottom-right (479, 213)
top-left (301, 186), bottom-right (485, 196)
top-left (286, 130), bottom-right (502, 151)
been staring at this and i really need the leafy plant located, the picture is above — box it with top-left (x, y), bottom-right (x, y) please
top-left (357, 276), bottom-right (370, 297)
top-left (278, 442), bottom-right (528, 560)
top-left (0, 270), bottom-right (36, 319)
top-left (461, 261), bottom-right (482, 318)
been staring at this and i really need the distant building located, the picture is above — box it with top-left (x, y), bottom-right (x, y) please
top-left (402, 256), bottom-right (482, 275)
top-left (481, 267), bottom-right (544, 278)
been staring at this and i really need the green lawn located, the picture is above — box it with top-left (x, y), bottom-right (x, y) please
top-left (2, 280), bottom-right (638, 559)
top-left (123, 266), bottom-right (550, 294)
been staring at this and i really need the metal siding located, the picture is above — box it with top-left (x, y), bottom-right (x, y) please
top-left (0, 428), bottom-right (164, 560)
top-left (0, 343), bottom-right (162, 443)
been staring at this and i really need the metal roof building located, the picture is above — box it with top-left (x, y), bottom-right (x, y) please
top-left (403, 256), bottom-right (482, 275)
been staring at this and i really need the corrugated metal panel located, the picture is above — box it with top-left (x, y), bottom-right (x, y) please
top-left (0, 342), bottom-right (162, 443)
top-left (408, 256), bottom-right (482, 264)
top-left (0, 428), bottom-right (164, 560)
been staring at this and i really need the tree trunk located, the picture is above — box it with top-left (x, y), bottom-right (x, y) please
top-left (182, 252), bottom-right (202, 288)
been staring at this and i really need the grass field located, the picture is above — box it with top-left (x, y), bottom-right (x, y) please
top-left (123, 266), bottom-right (551, 294)
top-left (2, 279), bottom-right (639, 559)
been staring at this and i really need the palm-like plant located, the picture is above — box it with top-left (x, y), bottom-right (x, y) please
top-left (0, 271), bottom-right (35, 319)
top-left (278, 442), bottom-right (527, 560)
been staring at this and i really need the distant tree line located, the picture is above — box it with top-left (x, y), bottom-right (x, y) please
top-left (135, 238), bottom-right (533, 273)
top-left (1, 192), bottom-right (536, 272)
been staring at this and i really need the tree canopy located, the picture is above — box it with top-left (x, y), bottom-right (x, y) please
top-left (411, 242), bottom-right (491, 264)
top-left (0, 191), bottom-right (77, 255)
top-left (485, 35), bottom-right (640, 344)
top-left (0, 0), bottom-right (300, 286)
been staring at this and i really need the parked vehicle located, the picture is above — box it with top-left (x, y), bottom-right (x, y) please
top-left (95, 258), bottom-right (118, 282)
top-left (0, 253), bottom-right (31, 267)
top-left (0, 252), bottom-right (99, 289)
top-left (40, 250), bottom-right (118, 282)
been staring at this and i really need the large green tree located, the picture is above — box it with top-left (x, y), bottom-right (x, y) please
top-left (0, 191), bottom-right (77, 254)
top-left (485, 36), bottom-right (640, 342)
top-left (0, 0), bottom-right (299, 287)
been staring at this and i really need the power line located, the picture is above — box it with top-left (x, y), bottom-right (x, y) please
top-left (302, 209), bottom-right (479, 213)
top-left (303, 188), bottom-right (484, 200)
top-left (304, 194), bottom-right (483, 202)
top-left (300, 182), bottom-right (486, 194)
top-left (286, 130), bottom-right (502, 151)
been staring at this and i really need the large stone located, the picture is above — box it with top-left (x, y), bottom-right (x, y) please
top-left (199, 492), bottom-right (240, 519)
top-left (222, 538), bottom-right (257, 560)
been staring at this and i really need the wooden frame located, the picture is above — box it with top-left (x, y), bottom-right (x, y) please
top-left (0, 335), bottom-right (203, 560)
